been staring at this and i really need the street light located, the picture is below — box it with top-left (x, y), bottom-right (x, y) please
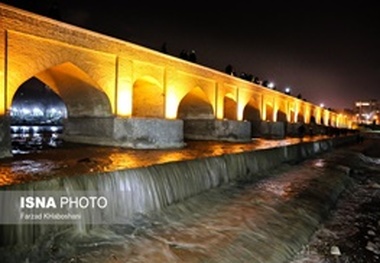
top-left (284, 87), bottom-right (291, 95)
top-left (267, 82), bottom-right (275, 89)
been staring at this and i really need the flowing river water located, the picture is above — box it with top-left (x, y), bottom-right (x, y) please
top-left (0, 135), bottom-right (379, 263)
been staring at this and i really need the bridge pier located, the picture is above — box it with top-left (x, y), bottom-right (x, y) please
top-left (259, 121), bottom-right (286, 139)
top-left (286, 123), bottom-right (327, 137)
top-left (0, 115), bottom-right (12, 158)
top-left (63, 117), bottom-right (185, 149)
top-left (183, 119), bottom-right (251, 142)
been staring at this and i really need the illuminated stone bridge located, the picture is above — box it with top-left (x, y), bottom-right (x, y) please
top-left (0, 4), bottom-right (353, 158)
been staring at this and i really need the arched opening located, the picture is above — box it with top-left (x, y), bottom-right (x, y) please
top-left (243, 101), bottom-right (261, 121)
top-left (132, 76), bottom-right (164, 118)
top-left (277, 110), bottom-right (287, 122)
top-left (310, 116), bottom-right (316, 124)
top-left (265, 103), bottom-right (274, 121)
top-left (297, 113), bottom-right (305, 123)
top-left (9, 62), bottom-right (113, 154)
top-left (223, 94), bottom-right (237, 120)
top-left (35, 62), bottom-right (112, 117)
top-left (289, 110), bottom-right (296, 123)
top-left (177, 87), bottom-right (214, 119)
top-left (10, 77), bottom-right (67, 153)
top-left (243, 98), bottom-right (262, 138)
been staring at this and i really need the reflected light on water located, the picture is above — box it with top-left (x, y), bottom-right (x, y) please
top-left (313, 159), bottom-right (326, 168)
top-left (0, 136), bottom-right (331, 187)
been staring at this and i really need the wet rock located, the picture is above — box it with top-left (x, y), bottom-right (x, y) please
top-left (366, 241), bottom-right (380, 254)
top-left (370, 182), bottom-right (380, 189)
top-left (368, 230), bottom-right (376, 236)
top-left (330, 245), bottom-right (341, 255)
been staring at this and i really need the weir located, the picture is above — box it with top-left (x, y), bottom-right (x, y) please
top-left (0, 135), bottom-right (356, 249)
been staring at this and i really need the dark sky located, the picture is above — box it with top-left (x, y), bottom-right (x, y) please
top-left (3, 0), bottom-right (380, 110)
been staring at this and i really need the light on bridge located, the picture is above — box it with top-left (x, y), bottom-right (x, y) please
top-left (165, 92), bottom-right (179, 119)
top-left (117, 90), bottom-right (132, 116)
top-left (267, 82), bottom-right (275, 89)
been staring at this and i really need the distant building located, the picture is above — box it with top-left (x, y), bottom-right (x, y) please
top-left (354, 99), bottom-right (379, 125)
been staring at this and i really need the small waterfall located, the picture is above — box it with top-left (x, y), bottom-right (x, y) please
top-left (0, 136), bottom-right (358, 262)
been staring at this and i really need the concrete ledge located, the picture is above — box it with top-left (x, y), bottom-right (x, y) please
top-left (114, 117), bottom-right (185, 149)
top-left (183, 119), bottom-right (251, 142)
top-left (260, 121), bottom-right (285, 139)
top-left (63, 117), bottom-right (185, 149)
top-left (287, 123), bottom-right (326, 137)
top-left (250, 120), bottom-right (262, 138)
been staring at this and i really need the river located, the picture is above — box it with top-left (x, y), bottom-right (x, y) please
top-left (0, 135), bottom-right (378, 263)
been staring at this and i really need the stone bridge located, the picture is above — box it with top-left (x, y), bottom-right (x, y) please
top-left (0, 4), bottom-right (354, 157)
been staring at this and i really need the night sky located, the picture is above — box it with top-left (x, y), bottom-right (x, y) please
top-left (3, 0), bottom-right (380, 110)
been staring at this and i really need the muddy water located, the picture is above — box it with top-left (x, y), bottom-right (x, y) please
top-left (0, 136), bottom-right (326, 187)
top-left (0, 137), bottom-right (366, 263)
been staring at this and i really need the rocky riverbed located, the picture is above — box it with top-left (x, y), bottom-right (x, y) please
top-left (290, 137), bottom-right (380, 263)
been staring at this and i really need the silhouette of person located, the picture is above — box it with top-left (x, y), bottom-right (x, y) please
top-left (179, 50), bottom-right (189, 60)
top-left (161, 42), bottom-right (168, 54)
top-left (188, 50), bottom-right (197, 62)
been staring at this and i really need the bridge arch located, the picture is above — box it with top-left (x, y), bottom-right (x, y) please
top-left (276, 100), bottom-right (288, 122)
top-left (310, 115), bottom-right (316, 124)
top-left (26, 62), bottom-right (112, 117)
top-left (177, 87), bottom-right (214, 119)
top-left (132, 76), bottom-right (164, 118)
top-left (287, 102), bottom-right (297, 123)
top-left (223, 93), bottom-right (237, 120)
top-left (243, 97), bottom-right (261, 121)
top-left (297, 112), bottom-right (305, 123)
top-left (265, 102), bottom-right (274, 122)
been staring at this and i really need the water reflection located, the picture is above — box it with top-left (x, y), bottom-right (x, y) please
top-left (0, 135), bottom-right (334, 187)
top-left (10, 125), bottom-right (64, 154)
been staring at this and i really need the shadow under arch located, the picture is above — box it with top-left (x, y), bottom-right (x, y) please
top-left (297, 113), bottom-right (305, 123)
top-left (177, 87), bottom-right (214, 119)
top-left (265, 102), bottom-right (274, 121)
top-left (310, 115), bottom-right (316, 124)
top-left (223, 93), bottom-right (237, 120)
top-left (243, 101), bottom-right (261, 122)
top-left (277, 110), bottom-right (287, 122)
top-left (34, 62), bottom-right (112, 117)
top-left (243, 98), bottom-right (262, 138)
top-left (132, 76), bottom-right (164, 118)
